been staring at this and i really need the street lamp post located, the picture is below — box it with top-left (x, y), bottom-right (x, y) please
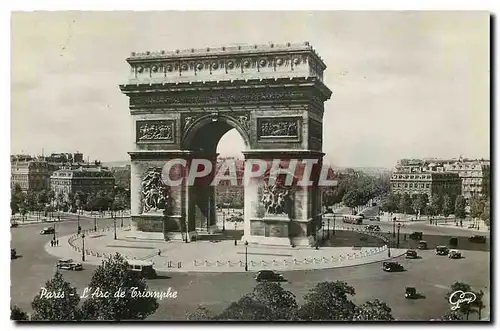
top-left (222, 211), bottom-right (226, 232)
top-left (77, 214), bottom-right (81, 234)
top-left (120, 210), bottom-right (123, 228)
top-left (387, 239), bottom-right (391, 257)
top-left (392, 217), bottom-right (396, 238)
top-left (397, 223), bottom-right (401, 248)
top-left (114, 219), bottom-right (117, 240)
top-left (327, 217), bottom-right (330, 239)
top-left (81, 233), bottom-right (86, 262)
top-left (244, 241), bottom-right (249, 271)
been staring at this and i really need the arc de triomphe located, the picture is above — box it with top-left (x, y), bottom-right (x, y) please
top-left (119, 42), bottom-right (332, 246)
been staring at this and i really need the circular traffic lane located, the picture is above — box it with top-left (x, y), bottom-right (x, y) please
top-left (11, 216), bottom-right (489, 321)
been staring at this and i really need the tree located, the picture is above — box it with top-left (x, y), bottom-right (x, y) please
top-left (399, 193), bottom-right (412, 215)
top-left (249, 282), bottom-right (298, 320)
top-left (298, 281), bottom-right (356, 321)
top-left (80, 253), bottom-right (159, 320)
top-left (216, 295), bottom-right (274, 321)
top-left (454, 195), bottom-right (466, 220)
top-left (11, 184), bottom-right (25, 215)
top-left (31, 272), bottom-right (81, 321)
top-left (440, 311), bottom-right (464, 321)
top-left (186, 306), bottom-right (214, 321)
top-left (381, 193), bottom-right (399, 213)
top-left (470, 196), bottom-right (485, 219)
top-left (430, 194), bottom-right (443, 216)
top-left (442, 195), bottom-right (453, 217)
top-left (352, 299), bottom-right (394, 321)
top-left (481, 199), bottom-right (490, 228)
top-left (446, 282), bottom-right (484, 320)
top-left (11, 305), bottom-right (29, 321)
top-left (342, 190), bottom-right (361, 212)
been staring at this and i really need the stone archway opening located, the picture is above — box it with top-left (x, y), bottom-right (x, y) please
top-left (183, 115), bottom-right (249, 236)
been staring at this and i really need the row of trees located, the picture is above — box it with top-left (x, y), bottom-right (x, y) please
top-left (469, 195), bottom-right (491, 228)
top-left (11, 254), bottom-right (158, 321)
top-left (188, 281), bottom-right (394, 321)
top-left (322, 171), bottom-right (391, 211)
top-left (11, 184), bottom-right (130, 217)
top-left (380, 192), bottom-right (467, 219)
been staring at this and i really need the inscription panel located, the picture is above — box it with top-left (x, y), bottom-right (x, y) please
top-left (136, 120), bottom-right (175, 143)
top-left (257, 117), bottom-right (302, 141)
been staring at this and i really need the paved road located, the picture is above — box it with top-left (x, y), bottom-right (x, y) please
top-left (11, 215), bottom-right (489, 321)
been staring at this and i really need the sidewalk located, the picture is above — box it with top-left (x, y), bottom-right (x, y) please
top-left (46, 227), bottom-right (405, 273)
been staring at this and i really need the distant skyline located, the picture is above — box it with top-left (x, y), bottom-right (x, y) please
top-left (11, 11), bottom-right (490, 168)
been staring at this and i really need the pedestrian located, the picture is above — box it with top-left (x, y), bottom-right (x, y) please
top-left (56, 240), bottom-right (59, 246)
top-left (50, 240), bottom-right (53, 247)
top-left (158, 249), bottom-right (161, 256)
top-left (460, 220), bottom-right (463, 227)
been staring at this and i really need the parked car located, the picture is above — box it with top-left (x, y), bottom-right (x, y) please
top-left (127, 260), bottom-right (157, 279)
top-left (11, 248), bottom-right (17, 259)
top-left (56, 259), bottom-right (83, 271)
top-left (469, 235), bottom-right (487, 244)
top-left (405, 250), bottom-right (418, 259)
top-left (409, 232), bottom-right (423, 240)
top-left (40, 227), bottom-right (55, 235)
top-left (369, 216), bottom-right (380, 221)
top-left (382, 262), bottom-right (404, 272)
top-left (448, 249), bottom-right (462, 259)
top-left (10, 222), bottom-right (19, 228)
top-left (405, 287), bottom-right (418, 299)
top-left (365, 225), bottom-right (381, 232)
top-left (436, 246), bottom-right (449, 256)
top-left (255, 270), bottom-right (284, 282)
top-left (417, 241), bottom-right (428, 250)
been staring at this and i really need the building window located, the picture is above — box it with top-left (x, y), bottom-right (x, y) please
top-left (405, 183), bottom-right (408, 188)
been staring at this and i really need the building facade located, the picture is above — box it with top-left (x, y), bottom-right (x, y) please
top-left (390, 161), bottom-right (462, 199)
top-left (11, 159), bottom-right (51, 192)
top-left (443, 160), bottom-right (490, 199)
top-left (50, 167), bottom-right (115, 200)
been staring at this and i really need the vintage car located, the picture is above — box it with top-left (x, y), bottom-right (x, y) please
top-left (369, 216), bottom-right (380, 222)
top-left (448, 249), bottom-right (462, 259)
top-left (409, 232), bottom-right (423, 240)
top-left (405, 287), bottom-right (418, 299)
top-left (382, 261), bottom-right (404, 272)
top-left (10, 222), bottom-right (19, 228)
top-left (11, 248), bottom-right (17, 259)
top-left (405, 250), bottom-right (418, 259)
top-left (255, 270), bottom-right (285, 282)
top-left (417, 241), bottom-right (428, 250)
top-left (365, 225), bottom-right (381, 232)
top-left (127, 260), bottom-right (157, 279)
top-left (436, 246), bottom-right (449, 255)
top-left (469, 235), bottom-right (487, 244)
top-left (40, 227), bottom-right (55, 235)
top-left (56, 259), bottom-right (83, 271)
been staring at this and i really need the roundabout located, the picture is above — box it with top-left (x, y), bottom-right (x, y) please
top-left (45, 226), bottom-right (405, 273)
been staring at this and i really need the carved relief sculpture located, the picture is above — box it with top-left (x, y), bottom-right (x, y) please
top-left (259, 118), bottom-right (299, 137)
top-left (261, 181), bottom-right (292, 216)
top-left (141, 167), bottom-right (170, 213)
top-left (137, 120), bottom-right (174, 141)
top-left (237, 114), bottom-right (250, 130)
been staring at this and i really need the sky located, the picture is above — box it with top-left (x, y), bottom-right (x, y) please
top-left (10, 11), bottom-right (490, 168)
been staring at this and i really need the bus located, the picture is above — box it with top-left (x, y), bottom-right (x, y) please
top-left (342, 215), bottom-right (363, 225)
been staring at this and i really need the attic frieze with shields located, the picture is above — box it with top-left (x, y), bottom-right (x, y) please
top-left (124, 42), bottom-right (327, 84)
